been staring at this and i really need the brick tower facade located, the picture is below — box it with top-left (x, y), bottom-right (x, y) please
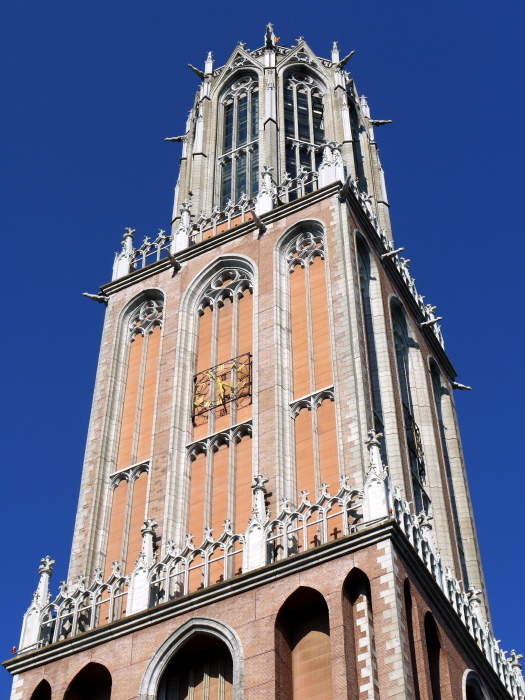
top-left (5, 26), bottom-right (524, 700)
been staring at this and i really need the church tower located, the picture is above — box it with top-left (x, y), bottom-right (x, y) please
top-left (5, 26), bottom-right (524, 700)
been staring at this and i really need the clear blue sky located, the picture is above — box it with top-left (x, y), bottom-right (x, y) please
top-left (1, 0), bottom-right (524, 694)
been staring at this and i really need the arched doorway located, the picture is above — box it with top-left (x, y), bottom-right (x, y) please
top-left (342, 568), bottom-right (377, 700)
top-left (63, 662), bottom-right (112, 700)
top-left (157, 634), bottom-right (233, 700)
top-left (275, 586), bottom-right (333, 700)
top-left (30, 679), bottom-right (51, 700)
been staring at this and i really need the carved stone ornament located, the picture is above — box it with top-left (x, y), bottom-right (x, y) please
top-left (128, 298), bottom-right (164, 340)
top-left (286, 229), bottom-right (325, 271)
top-left (198, 268), bottom-right (253, 312)
top-left (220, 76), bottom-right (258, 104)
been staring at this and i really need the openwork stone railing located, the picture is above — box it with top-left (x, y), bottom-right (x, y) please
top-left (391, 487), bottom-right (524, 697)
top-left (18, 433), bottom-right (525, 698)
top-left (189, 195), bottom-right (256, 246)
top-left (111, 161), bottom-right (444, 349)
top-left (276, 167), bottom-right (319, 203)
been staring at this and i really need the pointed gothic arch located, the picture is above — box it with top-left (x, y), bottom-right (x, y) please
top-left (274, 221), bottom-right (340, 505)
top-left (423, 612), bottom-right (453, 700)
top-left (390, 297), bottom-right (431, 515)
top-left (102, 288), bottom-right (165, 577)
top-left (463, 670), bottom-right (489, 700)
top-left (356, 235), bottom-right (386, 456)
top-left (163, 255), bottom-right (257, 552)
top-left (280, 67), bottom-right (325, 181)
top-left (216, 71), bottom-right (260, 208)
top-left (29, 679), bottom-right (51, 700)
top-left (342, 568), bottom-right (378, 700)
top-left (63, 662), bottom-right (112, 700)
top-left (138, 617), bottom-right (244, 700)
top-left (275, 586), bottom-right (333, 700)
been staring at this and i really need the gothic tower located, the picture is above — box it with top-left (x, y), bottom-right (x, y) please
top-left (5, 26), bottom-right (524, 700)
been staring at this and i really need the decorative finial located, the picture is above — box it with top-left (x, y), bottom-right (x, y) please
top-left (265, 23), bottom-right (279, 49)
top-left (141, 516), bottom-right (158, 536)
top-left (205, 52), bottom-right (214, 74)
top-left (38, 556), bottom-right (55, 576)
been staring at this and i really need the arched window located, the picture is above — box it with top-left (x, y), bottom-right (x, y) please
top-left (158, 634), bottom-right (233, 700)
top-left (64, 662), bottom-right (112, 700)
top-left (357, 239), bottom-right (386, 457)
top-left (285, 224), bottom-right (338, 502)
top-left (424, 613), bottom-right (443, 700)
top-left (342, 569), bottom-right (378, 700)
top-left (430, 361), bottom-right (468, 583)
top-left (391, 300), bottom-right (430, 514)
top-left (104, 292), bottom-right (164, 577)
top-left (188, 267), bottom-right (254, 543)
top-left (404, 580), bottom-right (421, 700)
top-left (284, 73), bottom-right (324, 180)
top-left (465, 672), bottom-right (487, 700)
top-left (219, 76), bottom-right (259, 209)
top-left (275, 587), bottom-right (333, 700)
top-left (30, 680), bottom-right (52, 700)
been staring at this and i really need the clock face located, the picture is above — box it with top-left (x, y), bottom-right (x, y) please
top-left (192, 354), bottom-right (251, 422)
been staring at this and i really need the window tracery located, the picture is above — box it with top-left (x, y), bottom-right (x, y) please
top-left (358, 241), bottom-right (386, 459)
top-left (128, 298), bottom-right (164, 340)
top-left (188, 265), bottom-right (254, 543)
top-left (105, 293), bottom-right (164, 579)
top-left (283, 73), bottom-right (324, 185)
top-left (284, 224), bottom-right (338, 502)
top-left (391, 302), bottom-right (430, 514)
top-left (198, 268), bottom-right (253, 312)
top-left (286, 228), bottom-right (324, 270)
top-left (219, 76), bottom-right (259, 209)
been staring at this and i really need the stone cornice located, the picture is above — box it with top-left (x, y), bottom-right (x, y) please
top-left (100, 183), bottom-right (340, 297)
top-left (101, 181), bottom-right (456, 379)
top-left (2, 520), bottom-right (511, 700)
top-left (4, 520), bottom-right (390, 675)
top-left (393, 524), bottom-right (513, 700)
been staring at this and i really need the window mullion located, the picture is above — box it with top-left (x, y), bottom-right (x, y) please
top-left (233, 96), bottom-right (238, 151)
top-left (293, 87), bottom-right (299, 142)
top-left (307, 90), bottom-right (314, 146)
top-left (248, 90), bottom-right (252, 143)
top-left (307, 91), bottom-right (316, 170)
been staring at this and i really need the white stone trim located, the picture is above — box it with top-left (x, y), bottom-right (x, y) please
top-left (138, 617), bottom-right (244, 700)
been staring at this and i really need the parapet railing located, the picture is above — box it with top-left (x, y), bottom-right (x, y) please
top-left (18, 447), bottom-right (525, 700)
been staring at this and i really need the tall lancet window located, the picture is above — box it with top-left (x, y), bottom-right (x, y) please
top-left (105, 294), bottom-right (163, 579)
top-left (284, 73), bottom-right (324, 180)
top-left (430, 361), bottom-right (468, 583)
top-left (391, 302), bottom-right (430, 515)
top-left (219, 75), bottom-right (259, 209)
top-left (286, 224), bottom-right (339, 511)
top-left (188, 267), bottom-right (254, 556)
top-left (357, 240), bottom-right (386, 459)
